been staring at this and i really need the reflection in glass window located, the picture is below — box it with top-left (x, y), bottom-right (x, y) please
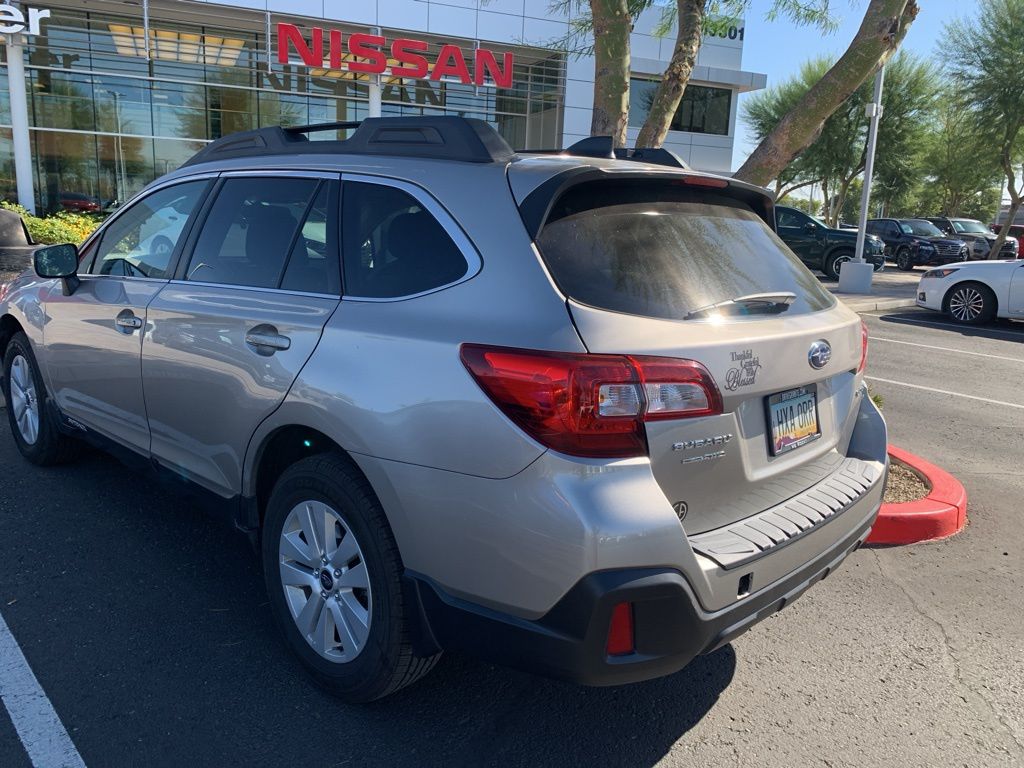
top-left (629, 79), bottom-right (732, 136)
top-left (92, 180), bottom-right (209, 279)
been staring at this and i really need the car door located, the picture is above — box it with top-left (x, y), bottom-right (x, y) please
top-left (41, 178), bottom-right (213, 454)
top-left (141, 172), bottom-right (341, 498)
top-left (1008, 263), bottom-right (1024, 315)
top-left (775, 208), bottom-right (820, 266)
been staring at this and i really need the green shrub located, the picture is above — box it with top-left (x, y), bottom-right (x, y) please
top-left (0, 201), bottom-right (102, 245)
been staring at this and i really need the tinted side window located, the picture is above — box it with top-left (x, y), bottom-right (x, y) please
top-left (280, 183), bottom-right (341, 295)
top-left (865, 221), bottom-right (880, 235)
top-left (92, 180), bottom-right (209, 279)
top-left (186, 177), bottom-right (320, 289)
top-left (776, 209), bottom-right (804, 229)
top-left (342, 182), bottom-right (468, 298)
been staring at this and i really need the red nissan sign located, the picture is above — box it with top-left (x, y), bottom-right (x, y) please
top-left (276, 23), bottom-right (514, 88)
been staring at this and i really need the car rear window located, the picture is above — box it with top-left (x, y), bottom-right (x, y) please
top-left (534, 181), bottom-right (834, 321)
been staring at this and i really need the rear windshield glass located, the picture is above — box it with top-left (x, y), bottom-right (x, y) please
top-left (534, 181), bottom-right (834, 321)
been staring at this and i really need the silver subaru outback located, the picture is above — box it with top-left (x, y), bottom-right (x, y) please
top-left (0, 117), bottom-right (886, 702)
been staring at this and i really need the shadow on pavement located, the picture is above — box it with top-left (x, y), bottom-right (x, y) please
top-left (875, 310), bottom-right (1024, 342)
top-left (0, 425), bottom-right (735, 768)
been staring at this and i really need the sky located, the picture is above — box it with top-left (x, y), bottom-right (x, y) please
top-left (732, 0), bottom-right (965, 168)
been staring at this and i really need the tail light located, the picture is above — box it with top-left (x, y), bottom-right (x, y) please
top-left (460, 344), bottom-right (722, 459)
top-left (858, 320), bottom-right (869, 373)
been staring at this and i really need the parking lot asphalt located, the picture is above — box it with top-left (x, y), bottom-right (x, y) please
top-left (1, 308), bottom-right (1023, 768)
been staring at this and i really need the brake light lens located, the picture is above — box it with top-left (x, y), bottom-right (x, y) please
top-left (858, 320), bottom-right (869, 373)
top-left (460, 345), bottom-right (722, 458)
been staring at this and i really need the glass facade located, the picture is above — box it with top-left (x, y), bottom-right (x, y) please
top-left (628, 78), bottom-right (732, 136)
top-left (0, 1), bottom-right (564, 212)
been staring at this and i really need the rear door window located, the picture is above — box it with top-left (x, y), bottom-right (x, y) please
top-left (341, 181), bottom-right (469, 299)
top-left (185, 177), bottom-right (334, 291)
top-left (534, 181), bottom-right (834, 321)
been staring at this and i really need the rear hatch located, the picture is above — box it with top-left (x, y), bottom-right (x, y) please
top-left (523, 172), bottom-right (866, 535)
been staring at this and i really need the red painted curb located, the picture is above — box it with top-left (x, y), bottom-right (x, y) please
top-left (867, 445), bottom-right (967, 545)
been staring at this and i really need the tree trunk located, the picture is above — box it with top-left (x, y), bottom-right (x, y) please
top-left (589, 0), bottom-right (632, 147)
top-left (634, 0), bottom-right (705, 148)
top-left (988, 162), bottom-right (1022, 259)
top-left (734, 0), bottom-right (918, 187)
top-left (832, 176), bottom-right (854, 227)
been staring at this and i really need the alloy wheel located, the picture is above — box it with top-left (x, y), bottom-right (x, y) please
top-left (279, 500), bottom-right (372, 663)
top-left (949, 287), bottom-right (985, 322)
top-left (8, 355), bottom-right (39, 445)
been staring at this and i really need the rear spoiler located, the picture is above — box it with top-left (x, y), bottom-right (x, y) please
top-left (517, 167), bottom-right (777, 241)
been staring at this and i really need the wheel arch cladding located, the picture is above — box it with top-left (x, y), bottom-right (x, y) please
top-left (251, 425), bottom-right (375, 530)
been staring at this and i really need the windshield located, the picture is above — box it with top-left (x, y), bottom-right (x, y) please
top-left (899, 219), bottom-right (944, 237)
top-left (534, 181), bottom-right (834, 322)
top-left (952, 219), bottom-right (990, 234)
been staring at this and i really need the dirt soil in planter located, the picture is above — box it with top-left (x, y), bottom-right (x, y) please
top-left (884, 460), bottom-right (930, 503)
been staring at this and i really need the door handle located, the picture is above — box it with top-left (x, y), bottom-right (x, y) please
top-left (115, 310), bottom-right (143, 333)
top-left (245, 326), bottom-right (291, 355)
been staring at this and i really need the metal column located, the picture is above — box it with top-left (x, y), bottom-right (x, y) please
top-left (6, 33), bottom-right (35, 213)
top-left (854, 66), bottom-right (886, 264)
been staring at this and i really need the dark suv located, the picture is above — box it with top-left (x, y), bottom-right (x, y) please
top-left (775, 205), bottom-right (885, 279)
top-left (925, 216), bottom-right (1019, 259)
top-left (866, 218), bottom-right (969, 271)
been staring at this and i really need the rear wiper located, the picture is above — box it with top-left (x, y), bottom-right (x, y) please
top-left (684, 292), bottom-right (797, 321)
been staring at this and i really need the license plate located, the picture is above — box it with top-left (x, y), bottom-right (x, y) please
top-left (767, 386), bottom-right (820, 456)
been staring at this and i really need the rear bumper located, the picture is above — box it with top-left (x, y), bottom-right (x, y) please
top-left (407, 500), bottom-right (877, 686)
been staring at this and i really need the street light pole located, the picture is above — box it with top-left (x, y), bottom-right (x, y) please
top-left (855, 65), bottom-right (886, 264)
top-left (839, 64), bottom-right (885, 294)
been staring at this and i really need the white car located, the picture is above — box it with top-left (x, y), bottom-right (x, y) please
top-left (916, 260), bottom-right (1024, 324)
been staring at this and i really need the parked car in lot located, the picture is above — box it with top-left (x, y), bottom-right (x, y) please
top-left (916, 260), bottom-right (1024, 323)
top-left (866, 217), bottom-right (970, 270)
top-left (775, 205), bottom-right (886, 278)
top-left (992, 223), bottom-right (1024, 253)
top-left (58, 192), bottom-right (101, 213)
top-left (925, 216), bottom-right (1019, 260)
top-left (0, 117), bottom-right (887, 702)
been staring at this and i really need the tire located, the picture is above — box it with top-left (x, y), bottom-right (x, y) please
top-left (872, 259), bottom-right (886, 273)
top-left (823, 250), bottom-right (854, 280)
top-left (944, 281), bottom-right (996, 325)
top-left (262, 453), bottom-right (439, 702)
top-left (895, 247), bottom-right (915, 271)
top-left (2, 333), bottom-right (81, 466)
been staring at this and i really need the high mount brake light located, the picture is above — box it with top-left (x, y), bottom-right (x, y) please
top-left (460, 345), bottom-right (723, 459)
top-left (674, 175), bottom-right (729, 189)
top-left (858, 320), bottom-right (869, 374)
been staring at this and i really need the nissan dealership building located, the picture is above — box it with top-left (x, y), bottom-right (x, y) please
top-left (0, 0), bottom-right (766, 213)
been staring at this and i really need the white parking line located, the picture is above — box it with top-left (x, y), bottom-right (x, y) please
top-left (871, 337), bottom-right (1024, 363)
top-left (866, 376), bottom-right (1024, 410)
top-left (0, 611), bottom-right (86, 768)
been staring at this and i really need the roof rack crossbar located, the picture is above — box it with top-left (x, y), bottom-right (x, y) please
top-left (182, 116), bottom-right (516, 167)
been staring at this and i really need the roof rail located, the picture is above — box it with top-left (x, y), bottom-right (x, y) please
top-left (181, 116), bottom-right (516, 167)
top-left (560, 136), bottom-right (691, 170)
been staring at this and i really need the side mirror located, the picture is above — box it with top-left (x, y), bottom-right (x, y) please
top-left (804, 222), bottom-right (817, 233)
top-left (33, 243), bottom-right (80, 296)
